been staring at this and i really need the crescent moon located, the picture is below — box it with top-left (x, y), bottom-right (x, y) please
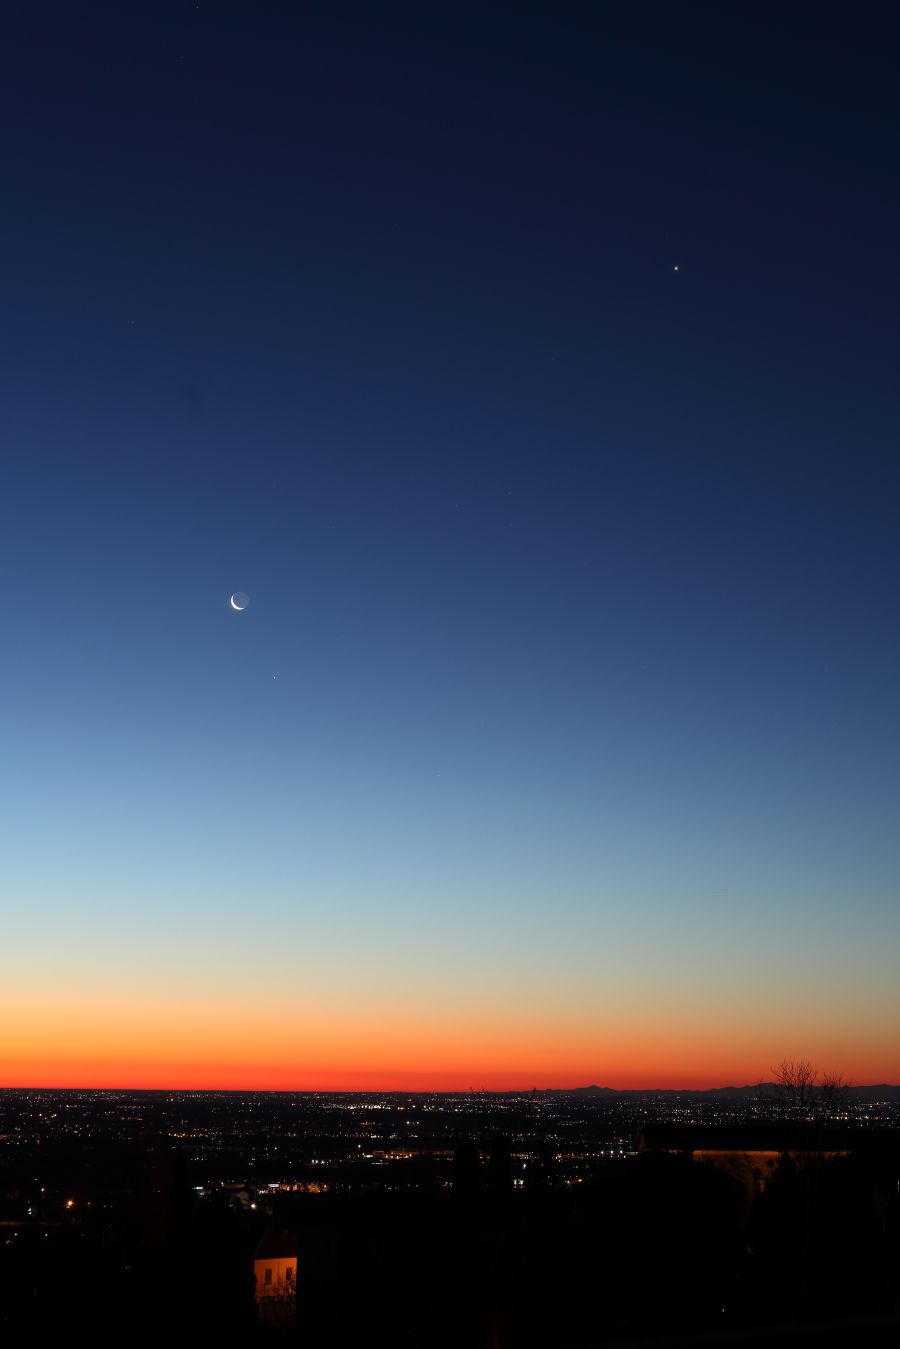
top-left (230, 594), bottom-right (246, 611)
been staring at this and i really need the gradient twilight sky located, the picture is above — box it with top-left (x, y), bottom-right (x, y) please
top-left (2, 2), bottom-right (899, 1089)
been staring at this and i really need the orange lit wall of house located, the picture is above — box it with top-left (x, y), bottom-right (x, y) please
top-left (255, 1256), bottom-right (297, 1301)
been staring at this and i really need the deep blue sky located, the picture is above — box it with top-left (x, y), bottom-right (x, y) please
top-left (2, 2), bottom-right (899, 1086)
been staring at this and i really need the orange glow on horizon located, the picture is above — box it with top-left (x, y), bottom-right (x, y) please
top-left (3, 1036), bottom-right (897, 1093)
top-left (3, 1063), bottom-right (898, 1092)
top-left (3, 986), bottom-right (897, 1093)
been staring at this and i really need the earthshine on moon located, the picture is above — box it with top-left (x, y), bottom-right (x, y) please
top-left (230, 592), bottom-right (249, 611)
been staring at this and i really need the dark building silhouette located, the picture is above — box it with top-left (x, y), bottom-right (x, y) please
top-left (637, 1123), bottom-right (900, 1195)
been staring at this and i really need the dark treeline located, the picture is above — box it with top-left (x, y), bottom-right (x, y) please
top-left (1, 1136), bottom-right (899, 1346)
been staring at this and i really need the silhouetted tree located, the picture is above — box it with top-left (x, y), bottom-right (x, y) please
top-left (771, 1057), bottom-right (818, 1118)
top-left (818, 1070), bottom-right (851, 1119)
top-left (763, 1058), bottom-right (850, 1122)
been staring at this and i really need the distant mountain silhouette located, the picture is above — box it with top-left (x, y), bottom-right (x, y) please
top-left (539, 1083), bottom-right (900, 1101)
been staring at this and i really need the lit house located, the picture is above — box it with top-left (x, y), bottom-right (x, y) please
top-left (254, 1229), bottom-right (297, 1303)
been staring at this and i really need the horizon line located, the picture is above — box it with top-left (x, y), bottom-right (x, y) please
top-left (2, 1080), bottom-right (892, 1095)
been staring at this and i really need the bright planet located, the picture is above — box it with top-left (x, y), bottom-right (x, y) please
top-left (229, 591), bottom-right (250, 611)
